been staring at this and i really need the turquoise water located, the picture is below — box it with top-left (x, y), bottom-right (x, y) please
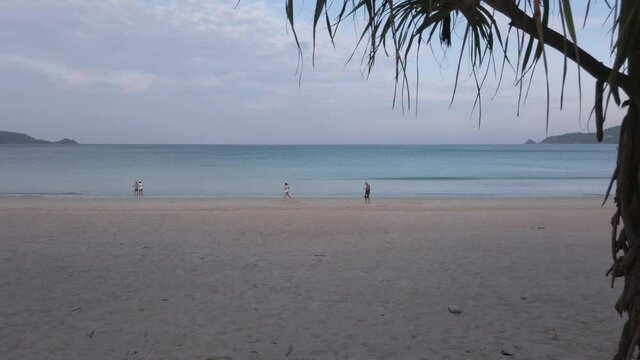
top-left (0, 144), bottom-right (617, 198)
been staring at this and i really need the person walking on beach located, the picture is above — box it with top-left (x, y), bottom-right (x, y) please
top-left (138, 180), bottom-right (144, 196)
top-left (283, 182), bottom-right (292, 201)
top-left (133, 181), bottom-right (139, 196)
top-left (364, 182), bottom-right (371, 204)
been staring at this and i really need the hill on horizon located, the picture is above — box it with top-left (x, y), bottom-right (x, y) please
top-left (0, 130), bottom-right (78, 145)
top-left (526, 125), bottom-right (620, 144)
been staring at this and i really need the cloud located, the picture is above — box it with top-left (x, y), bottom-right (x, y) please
top-left (0, 54), bottom-right (167, 92)
top-left (198, 76), bottom-right (222, 88)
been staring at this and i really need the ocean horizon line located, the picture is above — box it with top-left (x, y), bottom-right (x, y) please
top-left (0, 142), bottom-right (617, 146)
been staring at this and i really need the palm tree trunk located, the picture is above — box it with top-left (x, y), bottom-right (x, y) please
top-left (612, 3), bottom-right (640, 357)
top-left (612, 104), bottom-right (640, 360)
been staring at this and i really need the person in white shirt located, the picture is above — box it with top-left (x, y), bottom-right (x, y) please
top-left (283, 182), bottom-right (291, 200)
top-left (138, 180), bottom-right (144, 196)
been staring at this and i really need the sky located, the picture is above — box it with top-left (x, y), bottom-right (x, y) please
top-left (0, 0), bottom-right (628, 144)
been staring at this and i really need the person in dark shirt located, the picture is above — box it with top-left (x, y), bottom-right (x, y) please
top-left (364, 182), bottom-right (371, 204)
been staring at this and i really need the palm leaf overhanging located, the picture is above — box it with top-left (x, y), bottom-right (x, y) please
top-left (281, 1), bottom-right (640, 359)
top-left (288, 1), bottom-right (637, 126)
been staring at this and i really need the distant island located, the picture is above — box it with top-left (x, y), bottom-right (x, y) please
top-left (525, 125), bottom-right (620, 144)
top-left (0, 130), bottom-right (78, 145)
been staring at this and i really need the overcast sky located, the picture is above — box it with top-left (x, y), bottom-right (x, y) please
top-left (0, 0), bottom-right (627, 144)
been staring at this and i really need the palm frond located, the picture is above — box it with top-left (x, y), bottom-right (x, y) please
top-left (282, 0), bottom-right (633, 128)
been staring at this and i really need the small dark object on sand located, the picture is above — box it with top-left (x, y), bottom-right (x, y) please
top-left (500, 350), bottom-right (514, 356)
top-left (447, 306), bottom-right (462, 314)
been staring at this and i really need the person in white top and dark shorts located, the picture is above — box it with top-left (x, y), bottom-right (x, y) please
top-left (283, 182), bottom-right (291, 200)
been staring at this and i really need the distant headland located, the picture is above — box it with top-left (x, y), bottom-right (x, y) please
top-left (0, 130), bottom-right (78, 145)
top-left (525, 125), bottom-right (620, 144)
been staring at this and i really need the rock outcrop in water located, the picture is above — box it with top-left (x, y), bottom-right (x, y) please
top-left (0, 130), bottom-right (78, 144)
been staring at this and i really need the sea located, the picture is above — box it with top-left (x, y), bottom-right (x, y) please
top-left (0, 144), bottom-right (618, 198)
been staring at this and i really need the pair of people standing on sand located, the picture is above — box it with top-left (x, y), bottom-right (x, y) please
top-left (133, 180), bottom-right (144, 196)
top-left (282, 181), bottom-right (371, 203)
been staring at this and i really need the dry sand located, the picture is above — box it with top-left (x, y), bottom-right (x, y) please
top-left (0, 198), bottom-right (623, 359)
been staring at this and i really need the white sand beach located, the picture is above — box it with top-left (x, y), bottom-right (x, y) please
top-left (0, 198), bottom-right (623, 359)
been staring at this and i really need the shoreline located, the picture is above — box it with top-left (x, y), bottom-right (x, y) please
top-left (0, 193), bottom-right (609, 200)
top-left (0, 196), bottom-right (614, 210)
